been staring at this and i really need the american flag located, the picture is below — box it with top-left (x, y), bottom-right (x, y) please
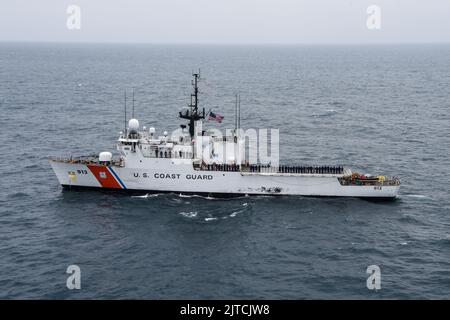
top-left (208, 111), bottom-right (224, 123)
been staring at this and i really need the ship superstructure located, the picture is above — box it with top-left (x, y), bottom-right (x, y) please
top-left (50, 72), bottom-right (400, 198)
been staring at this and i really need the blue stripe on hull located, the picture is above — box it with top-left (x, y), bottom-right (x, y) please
top-left (107, 166), bottom-right (127, 189)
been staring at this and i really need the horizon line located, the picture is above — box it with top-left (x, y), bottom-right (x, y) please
top-left (1, 40), bottom-right (450, 46)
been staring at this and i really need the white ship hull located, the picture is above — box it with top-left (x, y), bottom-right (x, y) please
top-left (50, 160), bottom-right (400, 198)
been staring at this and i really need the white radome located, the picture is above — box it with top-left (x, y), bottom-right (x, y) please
top-left (128, 119), bottom-right (139, 132)
top-left (98, 151), bottom-right (112, 162)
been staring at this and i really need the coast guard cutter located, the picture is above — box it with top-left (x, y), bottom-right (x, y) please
top-left (50, 72), bottom-right (401, 198)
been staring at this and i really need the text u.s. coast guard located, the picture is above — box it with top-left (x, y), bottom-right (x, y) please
top-left (133, 172), bottom-right (213, 180)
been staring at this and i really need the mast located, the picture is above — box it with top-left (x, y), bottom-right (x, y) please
top-left (235, 93), bottom-right (238, 134)
top-left (238, 93), bottom-right (241, 135)
top-left (179, 70), bottom-right (205, 137)
top-left (124, 90), bottom-right (127, 135)
top-left (132, 87), bottom-right (135, 119)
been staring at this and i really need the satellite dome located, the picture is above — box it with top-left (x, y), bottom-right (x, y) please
top-left (99, 151), bottom-right (112, 162)
top-left (149, 127), bottom-right (155, 134)
top-left (128, 119), bottom-right (139, 132)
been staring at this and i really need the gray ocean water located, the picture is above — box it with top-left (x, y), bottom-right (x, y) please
top-left (0, 43), bottom-right (449, 299)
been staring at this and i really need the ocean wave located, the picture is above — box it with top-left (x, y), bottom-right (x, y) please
top-left (177, 203), bottom-right (249, 221)
top-left (131, 193), bottom-right (162, 198)
top-left (177, 193), bottom-right (192, 198)
top-left (403, 194), bottom-right (431, 199)
top-left (313, 109), bottom-right (338, 118)
top-left (399, 214), bottom-right (424, 224)
top-left (178, 211), bottom-right (198, 218)
top-left (9, 192), bottom-right (28, 199)
top-left (177, 193), bottom-right (216, 200)
top-left (434, 236), bottom-right (450, 247)
top-left (330, 101), bottom-right (345, 107)
top-left (177, 193), bottom-right (248, 201)
top-left (24, 164), bottom-right (39, 170)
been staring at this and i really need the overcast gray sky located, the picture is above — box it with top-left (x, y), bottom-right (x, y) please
top-left (0, 0), bottom-right (449, 44)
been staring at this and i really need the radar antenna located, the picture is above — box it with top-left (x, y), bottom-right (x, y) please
top-left (124, 90), bottom-right (127, 136)
top-left (179, 70), bottom-right (205, 137)
top-left (132, 87), bottom-right (135, 119)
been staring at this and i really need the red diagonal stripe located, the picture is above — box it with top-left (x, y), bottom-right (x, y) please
top-left (87, 165), bottom-right (122, 189)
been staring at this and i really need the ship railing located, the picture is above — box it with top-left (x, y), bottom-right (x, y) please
top-left (198, 164), bottom-right (241, 172)
top-left (197, 163), bottom-right (345, 175)
top-left (248, 164), bottom-right (345, 175)
top-left (50, 155), bottom-right (124, 167)
top-left (50, 155), bottom-right (95, 163)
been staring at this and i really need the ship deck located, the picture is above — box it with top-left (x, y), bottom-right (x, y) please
top-left (50, 155), bottom-right (124, 167)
